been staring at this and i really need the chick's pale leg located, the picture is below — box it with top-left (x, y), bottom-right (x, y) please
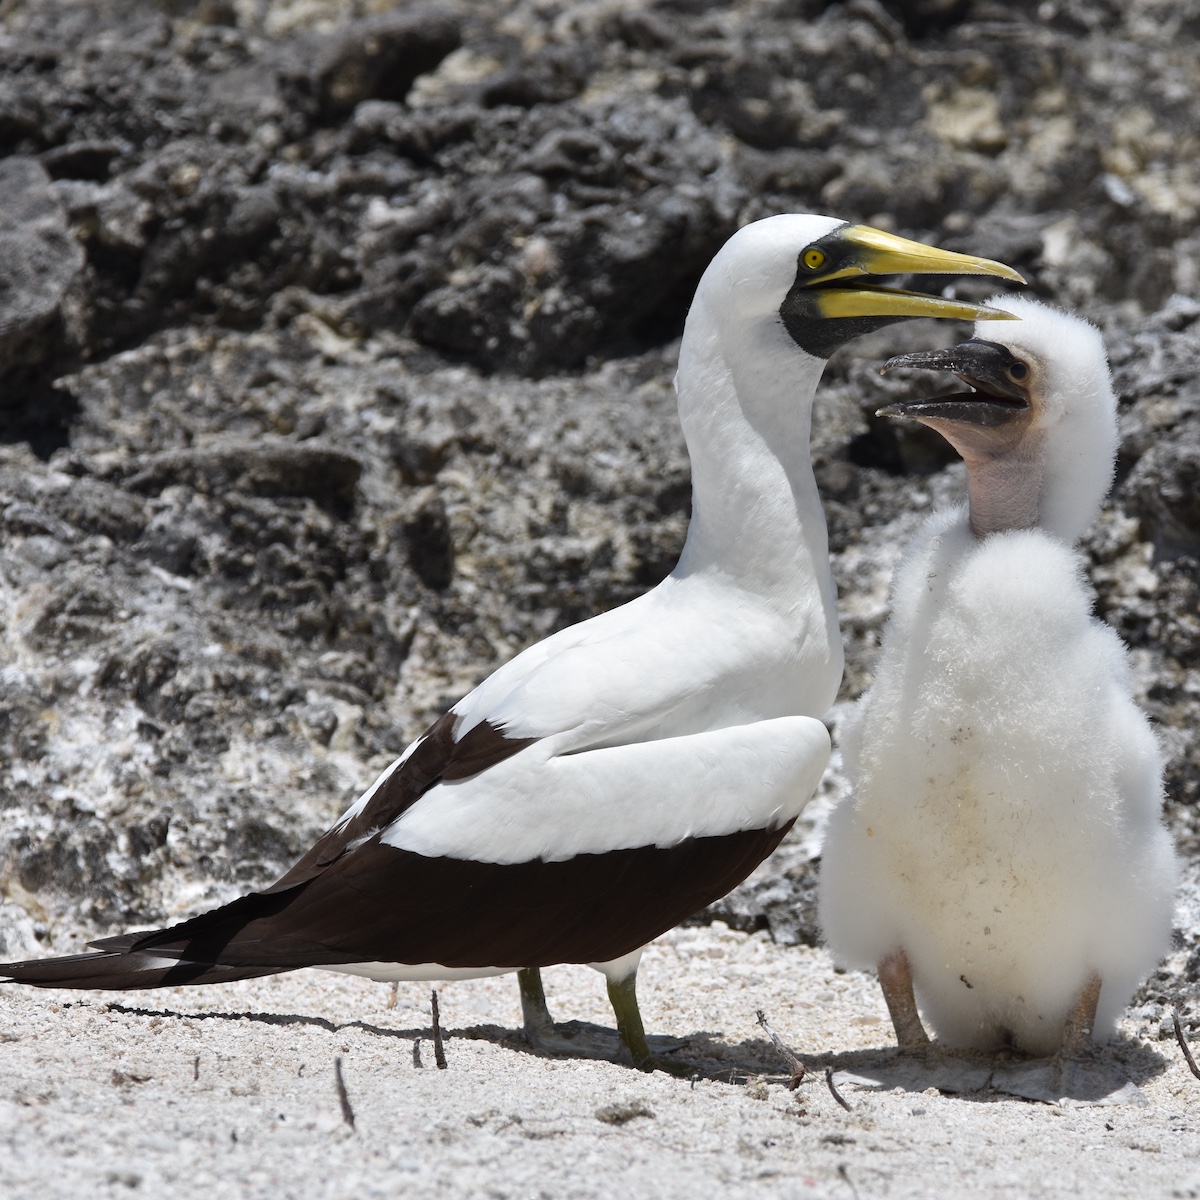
top-left (879, 948), bottom-right (931, 1050)
top-left (1061, 971), bottom-right (1102, 1055)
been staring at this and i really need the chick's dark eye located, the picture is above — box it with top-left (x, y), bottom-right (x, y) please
top-left (1006, 361), bottom-right (1030, 382)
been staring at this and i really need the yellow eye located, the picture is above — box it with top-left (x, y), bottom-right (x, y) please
top-left (803, 248), bottom-right (826, 271)
top-left (1006, 361), bottom-right (1030, 383)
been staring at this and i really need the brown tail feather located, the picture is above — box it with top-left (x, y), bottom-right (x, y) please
top-left (0, 950), bottom-right (288, 990)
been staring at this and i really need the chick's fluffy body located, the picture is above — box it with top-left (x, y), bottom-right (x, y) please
top-left (820, 509), bottom-right (1175, 1055)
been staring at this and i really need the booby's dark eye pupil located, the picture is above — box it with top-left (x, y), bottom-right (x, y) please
top-left (1007, 361), bottom-right (1029, 381)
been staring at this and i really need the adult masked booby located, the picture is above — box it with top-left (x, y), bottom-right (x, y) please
top-left (1, 216), bottom-right (1023, 1072)
top-left (818, 297), bottom-right (1177, 1081)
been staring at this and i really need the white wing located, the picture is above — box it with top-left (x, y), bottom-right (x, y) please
top-left (383, 715), bottom-right (832, 862)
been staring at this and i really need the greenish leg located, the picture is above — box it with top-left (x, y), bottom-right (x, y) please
top-left (518, 965), bottom-right (690, 1072)
top-left (606, 971), bottom-right (696, 1076)
top-left (518, 967), bottom-right (556, 1042)
top-left (606, 971), bottom-right (653, 1070)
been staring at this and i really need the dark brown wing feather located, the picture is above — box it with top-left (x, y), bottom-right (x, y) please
top-left (1, 821), bottom-right (795, 988)
top-left (262, 713), bottom-right (537, 891)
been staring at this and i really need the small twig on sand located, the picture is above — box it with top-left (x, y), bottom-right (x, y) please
top-left (412, 1038), bottom-right (424, 1068)
top-left (334, 1056), bottom-right (356, 1130)
top-left (1174, 1011), bottom-right (1200, 1081)
top-left (825, 1067), bottom-right (853, 1112)
top-left (192, 1055), bottom-right (200, 1082)
top-left (387, 981), bottom-right (398, 1010)
top-left (431, 990), bottom-right (448, 1069)
top-left (755, 1009), bottom-right (806, 1089)
top-left (837, 1163), bottom-right (861, 1200)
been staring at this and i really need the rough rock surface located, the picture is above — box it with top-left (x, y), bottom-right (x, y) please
top-left (0, 0), bottom-right (1199, 1105)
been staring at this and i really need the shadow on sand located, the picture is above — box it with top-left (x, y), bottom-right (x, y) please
top-left (97, 1001), bottom-right (1168, 1104)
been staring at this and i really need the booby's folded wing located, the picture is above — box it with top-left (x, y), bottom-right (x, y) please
top-left (305, 578), bottom-right (795, 844)
top-left (381, 715), bottom-right (830, 863)
top-left (237, 582), bottom-right (793, 895)
top-left (8, 715), bottom-right (830, 986)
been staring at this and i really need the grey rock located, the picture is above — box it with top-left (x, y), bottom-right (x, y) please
top-left (301, 8), bottom-right (463, 122)
top-left (1123, 437), bottom-right (1200, 561)
top-left (39, 140), bottom-right (123, 182)
top-left (120, 441), bottom-right (362, 509)
top-left (0, 157), bottom-right (83, 372)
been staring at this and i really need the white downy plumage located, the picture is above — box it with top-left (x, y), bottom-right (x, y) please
top-left (819, 297), bottom-right (1177, 1057)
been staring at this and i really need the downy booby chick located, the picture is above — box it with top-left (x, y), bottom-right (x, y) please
top-left (1, 217), bottom-right (1023, 1072)
top-left (819, 296), bottom-right (1177, 1064)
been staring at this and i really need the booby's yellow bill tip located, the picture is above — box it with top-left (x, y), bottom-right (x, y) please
top-left (839, 225), bottom-right (1027, 286)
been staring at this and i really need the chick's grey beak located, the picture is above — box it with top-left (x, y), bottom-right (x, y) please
top-left (877, 339), bottom-right (1029, 427)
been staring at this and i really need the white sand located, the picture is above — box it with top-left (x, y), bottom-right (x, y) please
top-left (1, 922), bottom-right (1197, 1199)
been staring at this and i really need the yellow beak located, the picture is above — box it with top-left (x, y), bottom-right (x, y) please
top-left (810, 225), bottom-right (1026, 322)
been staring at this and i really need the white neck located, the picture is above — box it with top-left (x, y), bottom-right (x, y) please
top-left (671, 292), bottom-right (836, 627)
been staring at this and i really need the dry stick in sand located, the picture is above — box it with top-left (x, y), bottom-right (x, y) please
top-left (431, 990), bottom-right (448, 1069)
top-left (334, 1056), bottom-right (356, 1130)
top-left (755, 1009), bottom-right (806, 1089)
top-left (1174, 1011), bottom-right (1200, 1081)
top-left (837, 1163), bottom-right (861, 1200)
top-left (825, 1067), bottom-right (854, 1113)
top-left (413, 1038), bottom-right (424, 1069)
